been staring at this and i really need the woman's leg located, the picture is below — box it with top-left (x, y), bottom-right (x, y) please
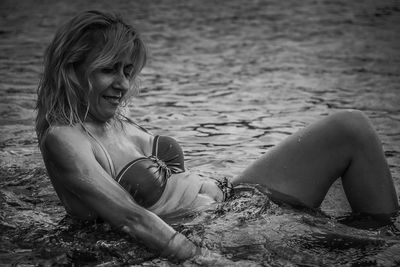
top-left (232, 110), bottom-right (399, 216)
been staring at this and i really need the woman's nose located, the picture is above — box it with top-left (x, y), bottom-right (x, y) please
top-left (112, 72), bottom-right (129, 92)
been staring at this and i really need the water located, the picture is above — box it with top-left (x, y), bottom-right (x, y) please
top-left (1, 0), bottom-right (400, 266)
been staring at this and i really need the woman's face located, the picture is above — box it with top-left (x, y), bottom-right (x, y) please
top-left (76, 50), bottom-right (135, 123)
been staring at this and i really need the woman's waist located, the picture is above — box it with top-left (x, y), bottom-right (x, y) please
top-left (145, 172), bottom-right (226, 216)
top-left (170, 172), bottom-right (228, 202)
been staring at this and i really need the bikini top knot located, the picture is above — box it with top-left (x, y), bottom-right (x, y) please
top-left (149, 155), bottom-right (173, 180)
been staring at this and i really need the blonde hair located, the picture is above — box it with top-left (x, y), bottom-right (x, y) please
top-left (36, 10), bottom-right (147, 142)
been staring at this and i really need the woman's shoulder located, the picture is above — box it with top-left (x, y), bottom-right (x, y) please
top-left (47, 124), bottom-right (85, 134)
top-left (41, 124), bottom-right (92, 161)
top-left (44, 124), bottom-right (88, 144)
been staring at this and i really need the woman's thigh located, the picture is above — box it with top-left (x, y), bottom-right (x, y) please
top-left (232, 111), bottom-right (357, 208)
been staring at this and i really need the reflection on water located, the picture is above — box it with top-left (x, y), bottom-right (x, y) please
top-left (1, 0), bottom-right (400, 265)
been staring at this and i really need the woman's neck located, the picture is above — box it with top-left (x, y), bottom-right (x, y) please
top-left (84, 113), bottom-right (115, 132)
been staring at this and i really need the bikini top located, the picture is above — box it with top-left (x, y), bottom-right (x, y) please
top-left (84, 125), bottom-right (185, 208)
top-left (116, 135), bottom-right (185, 207)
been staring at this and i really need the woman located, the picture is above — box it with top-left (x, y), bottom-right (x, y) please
top-left (36, 10), bottom-right (399, 261)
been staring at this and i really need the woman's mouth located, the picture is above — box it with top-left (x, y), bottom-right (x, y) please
top-left (103, 95), bottom-right (121, 106)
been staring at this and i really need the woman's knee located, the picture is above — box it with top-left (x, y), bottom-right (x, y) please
top-left (328, 109), bottom-right (377, 147)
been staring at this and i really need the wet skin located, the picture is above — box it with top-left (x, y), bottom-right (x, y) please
top-left (233, 110), bottom-right (399, 217)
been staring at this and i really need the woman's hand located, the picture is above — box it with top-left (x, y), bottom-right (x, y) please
top-left (160, 231), bottom-right (199, 261)
top-left (188, 247), bottom-right (237, 266)
top-left (160, 232), bottom-right (236, 265)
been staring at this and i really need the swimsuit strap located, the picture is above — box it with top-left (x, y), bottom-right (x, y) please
top-left (81, 124), bottom-right (117, 178)
top-left (122, 115), bottom-right (152, 134)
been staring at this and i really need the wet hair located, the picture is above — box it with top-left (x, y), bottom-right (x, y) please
top-left (35, 10), bottom-right (147, 142)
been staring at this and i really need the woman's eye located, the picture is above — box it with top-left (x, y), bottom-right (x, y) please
top-left (101, 67), bottom-right (114, 74)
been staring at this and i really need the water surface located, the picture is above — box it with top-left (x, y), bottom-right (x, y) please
top-left (1, 0), bottom-right (400, 266)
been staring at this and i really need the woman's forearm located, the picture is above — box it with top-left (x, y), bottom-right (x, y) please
top-left (117, 207), bottom-right (199, 260)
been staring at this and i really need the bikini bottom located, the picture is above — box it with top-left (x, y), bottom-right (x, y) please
top-left (212, 177), bottom-right (235, 201)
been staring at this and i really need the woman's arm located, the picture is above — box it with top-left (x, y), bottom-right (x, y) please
top-left (42, 126), bottom-right (199, 260)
